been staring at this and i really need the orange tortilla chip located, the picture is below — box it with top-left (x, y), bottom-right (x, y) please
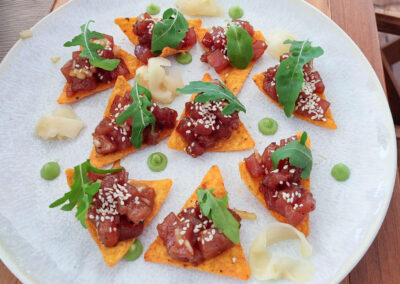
top-left (57, 47), bottom-right (143, 104)
top-left (114, 17), bottom-right (202, 58)
top-left (238, 132), bottom-right (311, 236)
top-left (167, 73), bottom-right (255, 153)
top-left (144, 165), bottom-right (251, 280)
top-left (253, 73), bottom-right (337, 129)
top-left (65, 168), bottom-right (172, 266)
top-left (194, 26), bottom-right (266, 95)
top-left (89, 76), bottom-right (175, 168)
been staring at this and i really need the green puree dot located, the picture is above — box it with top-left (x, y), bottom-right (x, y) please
top-left (40, 162), bottom-right (60, 180)
top-left (147, 152), bottom-right (168, 172)
top-left (176, 52), bottom-right (192, 65)
top-left (229, 6), bottom-right (244, 19)
top-left (258, 118), bottom-right (278, 135)
top-left (124, 239), bottom-right (143, 261)
top-left (146, 3), bottom-right (160, 15)
top-left (331, 163), bottom-right (350, 181)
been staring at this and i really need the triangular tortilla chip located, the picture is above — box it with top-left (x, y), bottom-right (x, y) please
top-left (89, 76), bottom-right (175, 168)
top-left (114, 18), bottom-right (202, 58)
top-left (253, 73), bottom-right (337, 129)
top-left (194, 26), bottom-right (266, 95)
top-left (238, 132), bottom-right (311, 236)
top-left (57, 47), bottom-right (143, 104)
top-left (144, 165), bottom-right (251, 280)
top-left (65, 168), bottom-right (172, 266)
top-left (167, 73), bottom-right (255, 153)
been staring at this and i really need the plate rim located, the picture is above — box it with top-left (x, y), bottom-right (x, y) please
top-left (0, 0), bottom-right (397, 283)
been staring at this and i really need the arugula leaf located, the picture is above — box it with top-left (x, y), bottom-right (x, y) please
top-left (151, 8), bottom-right (189, 55)
top-left (64, 20), bottom-right (120, 71)
top-left (275, 40), bottom-right (324, 117)
top-left (49, 159), bottom-right (123, 228)
top-left (176, 80), bottom-right (246, 115)
top-left (196, 188), bottom-right (240, 244)
top-left (226, 22), bottom-right (254, 69)
top-left (271, 132), bottom-right (313, 179)
top-left (116, 75), bottom-right (156, 148)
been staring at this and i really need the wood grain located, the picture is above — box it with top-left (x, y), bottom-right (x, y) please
top-left (306, 0), bottom-right (331, 17)
top-left (0, 0), bottom-right (54, 60)
top-left (330, 0), bottom-right (386, 85)
top-left (375, 8), bottom-right (400, 36)
top-left (0, 1), bottom-right (398, 284)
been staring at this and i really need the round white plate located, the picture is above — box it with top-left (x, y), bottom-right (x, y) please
top-left (0, 0), bottom-right (397, 283)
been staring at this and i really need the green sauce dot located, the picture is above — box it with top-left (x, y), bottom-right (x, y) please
top-left (176, 52), bottom-right (192, 65)
top-left (258, 118), bottom-right (278, 135)
top-left (146, 3), bottom-right (160, 15)
top-left (40, 162), bottom-right (60, 180)
top-left (331, 163), bottom-right (350, 181)
top-left (147, 152), bottom-right (168, 172)
top-left (229, 6), bottom-right (244, 19)
top-left (124, 239), bottom-right (143, 261)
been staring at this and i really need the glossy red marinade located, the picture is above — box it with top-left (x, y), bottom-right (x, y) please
top-left (133, 13), bottom-right (197, 63)
top-left (263, 53), bottom-right (330, 121)
top-left (157, 202), bottom-right (241, 265)
top-left (176, 80), bottom-right (240, 158)
top-left (87, 169), bottom-right (155, 247)
top-left (200, 20), bottom-right (267, 73)
top-left (244, 136), bottom-right (316, 227)
top-left (92, 91), bottom-right (177, 155)
top-left (60, 34), bottom-right (130, 97)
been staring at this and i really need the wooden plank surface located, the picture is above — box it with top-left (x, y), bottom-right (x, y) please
top-left (0, 0), bottom-right (398, 284)
top-left (0, 0), bottom-right (54, 60)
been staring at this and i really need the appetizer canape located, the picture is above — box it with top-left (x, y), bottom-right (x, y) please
top-left (195, 20), bottom-right (267, 94)
top-left (90, 76), bottom-right (178, 168)
top-left (58, 20), bottom-right (143, 104)
top-left (50, 160), bottom-right (172, 266)
top-left (168, 73), bottom-right (254, 157)
top-left (253, 40), bottom-right (337, 129)
top-left (238, 132), bottom-right (315, 236)
top-left (115, 8), bottom-right (202, 63)
top-left (145, 165), bottom-right (250, 280)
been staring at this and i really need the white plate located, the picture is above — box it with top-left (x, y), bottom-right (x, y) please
top-left (0, 0), bottom-right (397, 283)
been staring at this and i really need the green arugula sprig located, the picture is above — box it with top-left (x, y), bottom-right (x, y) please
top-left (177, 80), bottom-right (246, 115)
top-left (151, 8), bottom-right (189, 55)
top-left (275, 40), bottom-right (324, 117)
top-left (226, 21), bottom-right (254, 69)
top-left (197, 188), bottom-right (240, 244)
top-left (271, 132), bottom-right (313, 179)
top-left (49, 160), bottom-right (123, 228)
top-left (64, 20), bottom-right (120, 71)
top-left (116, 76), bottom-right (156, 148)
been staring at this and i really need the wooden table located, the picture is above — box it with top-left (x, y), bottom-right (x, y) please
top-left (1, 0), bottom-right (399, 283)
